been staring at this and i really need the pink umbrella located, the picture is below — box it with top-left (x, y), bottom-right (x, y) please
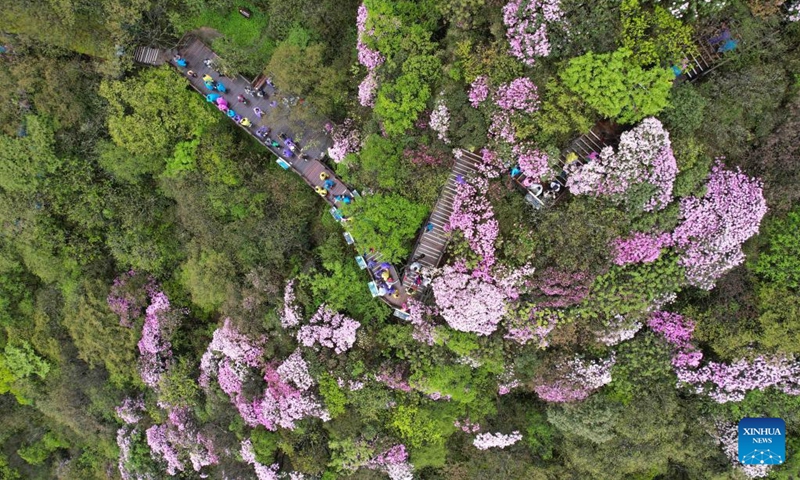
top-left (217, 103), bottom-right (228, 112)
top-left (216, 97), bottom-right (228, 107)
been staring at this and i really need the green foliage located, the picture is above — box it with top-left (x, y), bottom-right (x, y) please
top-left (547, 395), bottom-right (623, 444)
top-left (579, 255), bottom-right (685, 321)
top-left (3, 341), bottom-right (50, 380)
top-left (61, 280), bottom-right (139, 387)
top-left (165, 139), bottom-right (200, 177)
top-left (17, 431), bottom-right (69, 465)
top-left (341, 194), bottom-right (428, 263)
top-left (606, 332), bottom-right (675, 403)
top-left (318, 373), bottom-right (348, 419)
top-left (179, 246), bottom-right (236, 313)
top-left (751, 208), bottom-right (800, 289)
top-left (251, 426), bottom-right (280, 464)
top-left (99, 67), bottom-right (218, 166)
top-left (158, 358), bottom-right (200, 408)
top-left (0, 115), bottom-right (60, 194)
top-left (561, 49), bottom-right (674, 124)
top-left (527, 80), bottom-right (596, 147)
top-left (661, 83), bottom-right (708, 140)
top-left (620, 0), bottom-right (696, 67)
top-left (390, 404), bottom-right (455, 448)
top-left (340, 134), bottom-right (408, 192)
top-left (525, 411), bottom-right (555, 460)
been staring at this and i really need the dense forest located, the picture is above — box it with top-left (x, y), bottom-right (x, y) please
top-left (1, 0), bottom-right (800, 478)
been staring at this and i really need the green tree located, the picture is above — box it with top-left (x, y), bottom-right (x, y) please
top-left (341, 194), bottom-right (428, 263)
top-left (3, 341), bottom-right (50, 380)
top-left (179, 246), bottom-right (237, 313)
top-left (99, 67), bottom-right (218, 170)
top-left (620, 0), bottom-right (696, 67)
top-left (561, 49), bottom-right (673, 124)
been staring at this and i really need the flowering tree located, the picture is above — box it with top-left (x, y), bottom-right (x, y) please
top-left (489, 77), bottom-right (541, 144)
top-left (358, 71), bottom-right (379, 107)
top-left (534, 354), bottom-right (616, 402)
top-left (366, 444), bottom-right (415, 480)
top-left (502, 0), bottom-right (566, 66)
top-left (145, 407), bottom-right (218, 475)
top-left (404, 298), bottom-right (438, 345)
top-left (647, 311), bottom-right (703, 368)
top-left (676, 355), bottom-right (800, 403)
top-left (473, 431), bottom-right (523, 450)
top-left (327, 119), bottom-right (361, 162)
top-left (280, 280), bottom-right (302, 329)
top-left (504, 306), bottom-right (558, 347)
top-left (567, 118), bottom-right (677, 211)
top-left (356, 3), bottom-right (385, 71)
top-left (672, 160), bottom-right (767, 289)
top-left (429, 100), bottom-right (450, 143)
top-left (594, 315), bottom-right (643, 346)
top-left (514, 144), bottom-right (550, 183)
top-left (137, 289), bottom-right (181, 388)
top-left (199, 321), bottom-right (328, 431)
top-left (468, 75), bottom-right (490, 107)
top-left (531, 268), bottom-right (591, 308)
top-left (115, 397), bottom-right (145, 425)
top-left (612, 231), bottom-right (673, 266)
top-left (446, 176), bottom-right (499, 272)
top-left (296, 304), bottom-right (361, 354)
top-left (431, 265), bottom-right (506, 336)
top-left (107, 270), bottom-right (153, 327)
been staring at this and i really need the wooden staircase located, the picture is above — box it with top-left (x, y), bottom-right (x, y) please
top-left (133, 46), bottom-right (164, 66)
top-left (401, 150), bottom-right (481, 294)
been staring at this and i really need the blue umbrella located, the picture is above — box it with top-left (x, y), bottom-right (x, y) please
top-left (216, 83), bottom-right (227, 93)
top-left (176, 58), bottom-right (187, 67)
top-left (227, 109), bottom-right (236, 118)
top-left (204, 81), bottom-right (214, 91)
top-left (206, 93), bottom-right (220, 103)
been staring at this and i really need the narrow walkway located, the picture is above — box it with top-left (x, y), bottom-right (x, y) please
top-left (158, 36), bottom-right (409, 311)
top-left (401, 150), bottom-right (480, 296)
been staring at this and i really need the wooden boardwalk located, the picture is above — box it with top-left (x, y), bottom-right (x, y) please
top-left (161, 36), bottom-right (409, 311)
top-left (400, 150), bottom-right (480, 296)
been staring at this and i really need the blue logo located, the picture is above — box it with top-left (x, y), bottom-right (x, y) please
top-left (738, 418), bottom-right (785, 465)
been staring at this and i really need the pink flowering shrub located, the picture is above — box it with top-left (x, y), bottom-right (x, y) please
top-left (612, 231), bottom-right (674, 265)
top-left (280, 280), bottom-right (302, 329)
top-left (454, 418), bottom-right (482, 433)
top-left (356, 3), bottom-right (384, 109)
top-left (374, 365), bottom-right (413, 392)
top-left (405, 298), bottom-right (438, 345)
top-left (488, 78), bottom-right (541, 145)
top-left (145, 407), bottom-right (218, 475)
top-left (647, 311), bottom-right (703, 368)
top-left (504, 307), bottom-right (558, 347)
top-left (532, 268), bottom-right (591, 308)
top-left (567, 118), bottom-right (677, 211)
top-left (502, 0), bottom-right (566, 66)
top-left (107, 270), bottom-right (154, 327)
top-left (473, 431), bottom-right (523, 450)
top-left (445, 175), bottom-right (499, 272)
top-left (676, 355), bottom-right (800, 403)
top-left (403, 144), bottom-right (448, 167)
top-left (494, 77), bottom-right (540, 113)
top-left (116, 427), bottom-right (143, 480)
top-left (327, 119), bottom-right (361, 162)
top-left (431, 265), bottom-right (506, 336)
top-left (534, 354), bottom-right (616, 402)
top-left (367, 444), bottom-right (415, 480)
top-left (200, 321), bottom-right (328, 431)
top-left (429, 101), bottom-right (450, 143)
top-left (672, 160), bottom-right (767, 289)
top-left (476, 148), bottom-right (505, 179)
top-left (137, 289), bottom-right (182, 388)
top-left (297, 304), bottom-right (361, 354)
top-left (514, 144), bottom-right (550, 183)
top-left (468, 75), bottom-right (490, 107)
top-left (358, 71), bottom-right (378, 107)
top-left (788, 2), bottom-right (800, 22)
top-left (115, 396), bottom-right (145, 425)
